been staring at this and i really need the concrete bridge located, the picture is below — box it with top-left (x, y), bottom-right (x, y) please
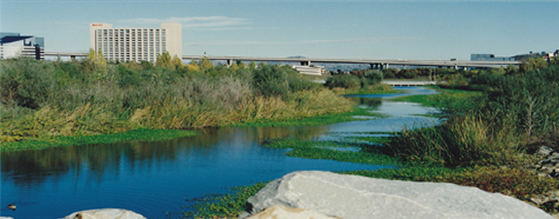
top-left (181, 55), bottom-right (520, 69)
top-left (44, 52), bottom-right (520, 69)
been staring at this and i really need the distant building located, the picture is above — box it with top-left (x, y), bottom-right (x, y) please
top-left (90, 23), bottom-right (182, 63)
top-left (0, 32), bottom-right (45, 60)
top-left (470, 54), bottom-right (515, 62)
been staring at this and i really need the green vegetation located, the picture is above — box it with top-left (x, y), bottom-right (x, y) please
top-left (389, 86), bottom-right (483, 108)
top-left (231, 105), bottom-right (384, 127)
top-left (185, 59), bottom-right (559, 217)
top-left (181, 182), bottom-right (268, 219)
top-left (388, 63), bottom-right (559, 166)
top-left (0, 128), bottom-right (197, 152)
top-left (0, 57), bottom-right (354, 151)
top-left (325, 69), bottom-right (396, 95)
top-left (262, 138), bottom-right (399, 165)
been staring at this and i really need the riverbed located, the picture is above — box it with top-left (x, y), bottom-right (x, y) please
top-left (1, 86), bottom-right (439, 219)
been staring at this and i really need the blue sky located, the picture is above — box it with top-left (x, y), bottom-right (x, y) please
top-left (1, 0), bottom-right (558, 60)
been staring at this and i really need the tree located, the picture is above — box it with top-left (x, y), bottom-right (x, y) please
top-left (156, 51), bottom-right (173, 69)
top-left (85, 48), bottom-right (107, 72)
top-left (186, 61), bottom-right (200, 72)
top-left (199, 57), bottom-right (213, 74)
top-left (171, 55), bottom-right (183, 70)
top-left (520, 57), bottom-right (548, 73)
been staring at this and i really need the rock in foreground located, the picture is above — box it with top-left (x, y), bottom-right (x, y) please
top-left (246, 205), bottom-right (339, 219)
top-left (63, 208), bottom-right (146, 219)
top-left (242, 171), bottom-right (552, 219)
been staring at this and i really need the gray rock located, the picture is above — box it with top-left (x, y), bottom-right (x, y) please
top-left (536, 146), bottom-right (555, 158)
top-left (242, 171), bottom-right (553, 219)
top-left (63, 208), bottom-right (146, 219)
top-left (245, 205), bottom-right (340, 219)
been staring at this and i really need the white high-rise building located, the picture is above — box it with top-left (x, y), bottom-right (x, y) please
top-left (90, 23), bottom-right (182, 63)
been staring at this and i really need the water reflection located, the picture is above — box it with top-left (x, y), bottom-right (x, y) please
top-left (1, 86), bottom-right (438, 219)
top-left (2, 126), bottom-right (328, 188)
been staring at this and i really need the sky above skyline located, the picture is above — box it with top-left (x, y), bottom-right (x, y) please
top-left (1, 0), bottom-right (558, 60)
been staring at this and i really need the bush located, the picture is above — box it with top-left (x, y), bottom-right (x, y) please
top-left (361, 70), bottom-right (383, 87)
top-left (0, 58), bottom-right (57, 109)
top-left (252, 64), bottom-right (290, 98)
top-left (117, 65), bottom-right (140, 88)
top-left (288, 75), bottom-right (321, 93)
top-left (387, 115), bottom-right (520, 166)
top-left (325, 74), bottom-right (361, 89)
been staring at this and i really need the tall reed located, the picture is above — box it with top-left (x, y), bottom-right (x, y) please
top-left (0, 58), bottom-right (352, 143)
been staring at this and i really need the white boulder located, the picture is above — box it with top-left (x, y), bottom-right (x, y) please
top-left (63, 208), bottom-right (146, 219)
top-left (246, 205), bottom-right (339, 219)
top-left (242, 171), bottom-right (553, 219)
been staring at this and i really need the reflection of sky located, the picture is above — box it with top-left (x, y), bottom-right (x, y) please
top-left (1, 126), bottom-right (377, 219)
top-left (324, 87), bottom-right (441, 135)
top-left (375, 101), bottom-right (437, 117)
top-left (325, 116), bottom-right (440, 134)
top-left (344, 86), bottom-right (439, 99)
top-left (0, 86), bottom-right (440, 219)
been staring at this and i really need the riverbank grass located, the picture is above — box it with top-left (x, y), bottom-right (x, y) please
top-left (388, 86), bottom-right (483, 108)
top-left (230, 106), bottom-right (385, 127)
top-left (0, 128), bottom-right (197, 152)
top-left (262, 138), bottom-right (399, 166)
top-left (331, 84), bottom-right (398, 95)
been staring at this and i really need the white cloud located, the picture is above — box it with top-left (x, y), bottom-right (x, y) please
top-left (118, 16), bottom-right (249, 29)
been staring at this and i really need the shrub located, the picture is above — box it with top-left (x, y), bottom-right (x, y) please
top-left (360, 70), bottom-right (383, 88)
top-left (288, 75), bottom-right (321, 93)
top-left (325, 74), bottom-right (361, 89)
top-left (0, 58), bottom-right (57, 109)
top-left (117, 65), bottom-right (140, 88)
top-left (387, 115), bottom-right (520, 166)
top-left (252, 64), bottom-right (290, 98)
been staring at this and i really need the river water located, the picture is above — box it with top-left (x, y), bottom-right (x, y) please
top-left (1, 87), bottom-right (439, 219)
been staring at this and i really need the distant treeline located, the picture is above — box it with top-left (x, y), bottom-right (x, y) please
top-left (329, 56), bottom-right (557, 81)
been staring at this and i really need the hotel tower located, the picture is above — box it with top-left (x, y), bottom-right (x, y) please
top-left (90, 23), bottom-right (182, 63)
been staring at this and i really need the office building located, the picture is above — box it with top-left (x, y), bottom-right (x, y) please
top-left (0, 32), bottom-right (45, 60)
top-left (90, 23), bottom-right (182, 63)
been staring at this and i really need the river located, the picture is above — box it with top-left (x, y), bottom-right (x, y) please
top-left (1, 86), bottom-right (439, 219)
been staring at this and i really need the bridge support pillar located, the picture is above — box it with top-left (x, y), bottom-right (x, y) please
top-left (300, 61), bottom-right (311, 66)
top-left (227, 59), bottom-right (233, 67)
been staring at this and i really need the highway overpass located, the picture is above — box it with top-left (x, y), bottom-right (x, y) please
top-left (44, 52), bottom-right (520, 69)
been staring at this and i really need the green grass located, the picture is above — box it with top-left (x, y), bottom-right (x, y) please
top-left (389, 86), bottom-right (482, 108)
top-left (262, 138), bottom-right (399, 166)
top-left (340, 89), bottom-right (400, 95)
top-left (332, 83), bottom-right (398, 95)
top-left (181, 182), bottom-right (268, 219)
top-left (0, 128), bottom-right (198, 152)
top-left (229, 106), bottom-right (384, 127)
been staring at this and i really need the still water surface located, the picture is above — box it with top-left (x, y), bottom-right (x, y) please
top-left (1, 87), bottom-right (439, 219)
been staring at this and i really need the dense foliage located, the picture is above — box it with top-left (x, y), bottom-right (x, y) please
top-left (387, 58), bottom-right (559, 166)
top-left (0, 57), bottom-right (351, 145)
